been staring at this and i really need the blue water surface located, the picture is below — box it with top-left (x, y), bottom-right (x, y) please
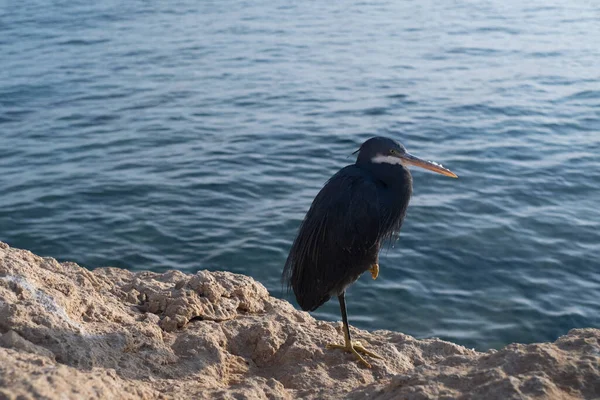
top-left (1, 0), bottom-right (599, 350)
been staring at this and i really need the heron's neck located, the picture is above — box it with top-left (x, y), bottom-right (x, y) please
top-left (360, 161), bottom-right (413, 192)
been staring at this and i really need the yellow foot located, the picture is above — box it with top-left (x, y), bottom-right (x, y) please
top-left (368, 263), bottom-right (379, 280)
top-left (326, 340), bottom-right (382, 368)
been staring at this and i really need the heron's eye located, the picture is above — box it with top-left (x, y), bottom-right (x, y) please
top-left (390, 149), bottom-right (397, 155)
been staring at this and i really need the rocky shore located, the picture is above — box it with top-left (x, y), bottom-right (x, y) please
top-left (0, 242), bottom-right (598, 399)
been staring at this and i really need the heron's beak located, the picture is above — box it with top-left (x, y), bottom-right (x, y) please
top-left (400, 153), bottom-right (458, 178)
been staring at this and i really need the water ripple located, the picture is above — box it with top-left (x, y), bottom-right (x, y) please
top-left (1, 0), bottom-right (599, 350)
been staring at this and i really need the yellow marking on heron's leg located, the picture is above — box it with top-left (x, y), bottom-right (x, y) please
top-left (326, 327), bottom-right (382, 368)
top-left (369, 263), bottom-right (379, 280)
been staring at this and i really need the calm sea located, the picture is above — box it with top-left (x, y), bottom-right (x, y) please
top-left (1, 0), bottom-right (599, 350)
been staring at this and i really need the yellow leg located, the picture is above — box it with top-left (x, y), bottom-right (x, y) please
top-left (326, 293), bottom-right (382, 368)
top-left (326, 336), bottom-right (381, 368)
top-left (369, 263), bottom-right (379, 280)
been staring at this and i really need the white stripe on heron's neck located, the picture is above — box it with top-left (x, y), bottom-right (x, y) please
top-left (371, 155), bottom-right (405, 166)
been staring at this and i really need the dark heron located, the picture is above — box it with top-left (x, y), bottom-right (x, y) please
top-left (282, 137), bottom-right (457, 368)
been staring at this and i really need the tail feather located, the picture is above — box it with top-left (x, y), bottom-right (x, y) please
top-left (283, 248), bottom-right (330, 311)
top-left (294, 272), bottom-right (331, 311)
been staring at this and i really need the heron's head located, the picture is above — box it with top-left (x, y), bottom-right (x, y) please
top-left (355, 136), bottom-right (457, 178)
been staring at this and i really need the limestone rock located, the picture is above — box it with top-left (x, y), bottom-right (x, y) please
top-left (0, 242), bottom-right (598, 399)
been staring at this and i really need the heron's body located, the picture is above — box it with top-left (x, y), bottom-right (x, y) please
top-left (283, 137), bottom-right (456, 368)
top-left (285, 161), bottom-right (412, 312)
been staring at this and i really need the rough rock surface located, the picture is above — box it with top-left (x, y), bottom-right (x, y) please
top-left (0, 242), bottom-right (598, 399)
